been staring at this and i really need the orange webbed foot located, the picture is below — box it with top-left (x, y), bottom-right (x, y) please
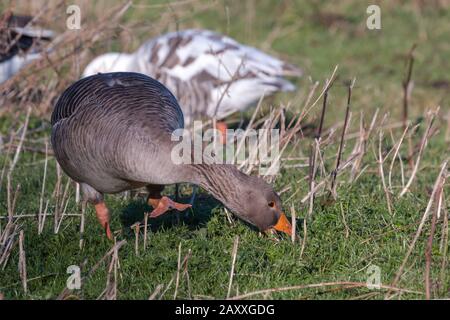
top-left (148, 196), bottom-right (191, 218)
top-left (94, 201), bottom-right (113, 240)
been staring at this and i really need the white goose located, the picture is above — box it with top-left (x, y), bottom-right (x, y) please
top-left (0, 13), bottom-right (54, 84)
top-left (82, 29), bottom-right (302, 129)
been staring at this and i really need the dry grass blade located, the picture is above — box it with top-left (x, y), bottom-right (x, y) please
top-left (149, 284), bottom-right (164, 300)
top-left (378, 130), bottom-right (393, 215)
top-left (388, 124), bottom-right (410, 191)
top-left (439, 193), bottom-right (448, 293)
top-left (132, 222), bottom-right (140, 256)
top-left (18, 230), bottom-right (27, 294)
top-left (424, 183), bottom-right (441, 300)
top-left (399, 108), bottom-right (439, 197)
top-left (227, 236), bottom-right (239, 298)
top-left (98, 240), bottom-right (121, 300)
top-left (174, 242), bottom-right (182, 299)
top-left (227, 281), bottom-right (422, 300)
top-left (38, 141), bottom-right (49, 234)
top-left (290, 204), bottom-right (296, 243)
top-left (6, 107), bottom-right (31, 222)
top-left (0, 221), bottom-right (21, 270)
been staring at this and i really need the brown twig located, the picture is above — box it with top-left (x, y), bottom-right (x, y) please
top-left (402, 44), bottom-right (416, 168)
top-left (402, 44), bottom-right (417, 132)
top-left (331, 79), bottom-right (354, 197)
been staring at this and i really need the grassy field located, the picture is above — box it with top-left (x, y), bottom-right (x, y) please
top-left (0, 0), bottom-right (449, 300)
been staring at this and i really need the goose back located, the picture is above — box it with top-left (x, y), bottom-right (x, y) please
top-left (51, 72), bottom-right (185, 193)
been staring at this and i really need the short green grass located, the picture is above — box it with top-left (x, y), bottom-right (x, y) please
top-left (0, 0), bottom-right (449, 299)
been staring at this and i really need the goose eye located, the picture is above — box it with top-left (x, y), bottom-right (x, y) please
top-left (268, 201), bottom-right (275, 208)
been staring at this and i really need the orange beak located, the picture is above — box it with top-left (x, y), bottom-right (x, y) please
top-left (272, 213), bottom-right (292, 236)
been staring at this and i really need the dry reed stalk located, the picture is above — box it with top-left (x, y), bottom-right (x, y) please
top-left (290, 204), bottom-right (296, 243)
top-left (378, 130), bottom-right (393, 215)
top-left (331, 80), bottom-right (354, 197)
top-left (340, 203), bottom-right (350, 238)
top-left (424, 180), bottom-right (442, 300)
top-left (183, 252), bottom-right (193, 299)
top-left (143, 212), bottom-right (149, 251)
top-left (6, 108), bottom-right (31, 222)
top-left (439, 193), bottom-right (448, 293)
top-left (227, 236), bottom-right (239, 298)
top-left (387, 160), bottom-right (448, 298)
top-left (55, 178), bottom-right (72, 233)
top-left (148, 284), bottom-right (164, 300)
top-left (99, 240), bottom-right (121, 300)
top-left (227, 281), bottom-right (421, 300)
top-left (399, 108), bottom-right (439, 197)
top-left (350, 112), bottom-right (366, 181)
top-left (388, 125), bottom-right (411, 191)
top-left (299, 216), bottom-right (307, 259)
top-left (79, 201), bottom-right (86, 250)
top-left (18, 230), bottom-right (27, 294)
top-left (53, 162), bottom-right (62, 233)
top-left (301, 181), bottom-right (326, 204)
top-left (38, 141), bottom-right (48, 234)
top-left (305, 75), bottom-right (336, 210)
top-left (402, 44), bottom-right (417, 168)
top-left (244, 68), bottom-right (336, 179)
top-left (224, 208), bottom-right (235, 226)
top-left (75, 183), bottom-right (80, 204)
top-left (307, 141), bottom-right (320, 219)
top-left (132, 222), bottom-right (140, 256)
top-left (0, 221), bottom-right (20, 269)
top-left (174, 242), bottom-right (182, 299)
top-left (0, 133), bottom-right (15, 195)
top-left (350, 109), bottom-right (379, 181)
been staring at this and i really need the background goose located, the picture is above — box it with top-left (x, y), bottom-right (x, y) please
top-left (0, 12), bottom-right (54, 84)
top-left (51, 72), bottom-right (292, 239)
top-left (82, 29), bottom-right (302, 130)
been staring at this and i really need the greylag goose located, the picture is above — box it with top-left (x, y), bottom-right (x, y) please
top-left (82, 29), bottom-right (302, 135)
top-left (0, 12), bottom-right (54, 83)
top-left (51, 72), bottom-right (292, 239)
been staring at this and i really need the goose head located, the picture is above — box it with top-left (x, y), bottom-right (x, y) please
top-left (232, 175), bottom-right (292, 236)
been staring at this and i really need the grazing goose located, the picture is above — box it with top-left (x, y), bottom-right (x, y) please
top-left (0, 12), bottom-right (54, 83)
top-left (82, 29), bottom-right (302, 132)
top-left (51, 72), bottom-right (292, 239)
